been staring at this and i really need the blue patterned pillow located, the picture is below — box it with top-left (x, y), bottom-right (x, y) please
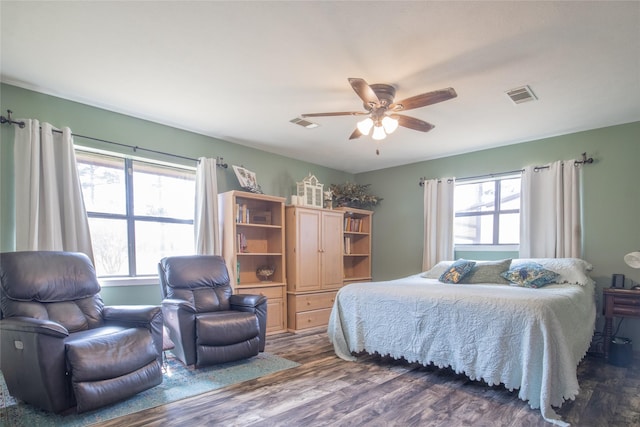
top-left (500, 262), bottom-right (560, 288)
top-left (439, 259), bottom-right (476, 284)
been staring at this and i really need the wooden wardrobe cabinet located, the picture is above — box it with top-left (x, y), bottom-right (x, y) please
top-left (285, 206), bottom-right (344, 331)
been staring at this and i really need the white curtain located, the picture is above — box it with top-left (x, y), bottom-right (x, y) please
top-left (194, 157), bottom-right (221, 255)
top-left (14, 119), bottom-right (94, 260)
top-left (520, 160), bottom-right (582, 258)
top-left (422, 178), bottom-right (456, 271)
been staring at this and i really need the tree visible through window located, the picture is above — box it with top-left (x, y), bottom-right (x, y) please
top-left (76, 150), bottom-right (196, 278)
top-left (454, 176), bottom-right (521, 245)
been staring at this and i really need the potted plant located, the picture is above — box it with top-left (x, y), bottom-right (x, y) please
top-left (329, 182), bottom-right (382, 209)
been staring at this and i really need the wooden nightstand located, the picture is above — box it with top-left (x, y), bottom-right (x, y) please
top-left (603, 288), bottom-right (640, 359)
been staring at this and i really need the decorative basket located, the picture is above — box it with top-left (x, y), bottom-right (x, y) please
top-left (256, 265), bottom-right (275, 282)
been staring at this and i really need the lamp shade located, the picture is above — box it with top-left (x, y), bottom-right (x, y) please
top-left (372, 125), bottom-right (386, 140)
top-left (381, 116), bottom-right (399, 134)
top-left (356, 118), bottom-right (374, 135)
top-left (624, 251), bottom-right (640, 268)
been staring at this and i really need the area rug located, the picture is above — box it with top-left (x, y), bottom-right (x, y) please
top-left (0, 352), bottom-right (299, 426)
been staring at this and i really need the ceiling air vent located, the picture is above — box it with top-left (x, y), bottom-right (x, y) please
top-left (506, 85), bottom-right (537, 104)
top-left (290, 117), bottom-right (319, 129)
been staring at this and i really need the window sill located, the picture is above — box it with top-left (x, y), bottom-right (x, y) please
top-left (455, 244), bottom-right (519, 252)
top-left (99, 276), bottom-right (159, 287)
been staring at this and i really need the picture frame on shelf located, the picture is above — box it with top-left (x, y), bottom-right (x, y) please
top-left (232, 165), bottom-right (263, 193)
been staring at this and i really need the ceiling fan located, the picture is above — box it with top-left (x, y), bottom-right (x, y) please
top-left (301, 78), bottom-right (457, 144)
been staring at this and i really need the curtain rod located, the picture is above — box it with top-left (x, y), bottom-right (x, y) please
top-left (0, 110), bottom-right (26, 128)
top-left (0, 110), bottom-right (228, 168)
top-left (418, 153), bottom-right (594, 186)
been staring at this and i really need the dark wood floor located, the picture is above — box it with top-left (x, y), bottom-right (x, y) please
top-left (94, 328), bottom-right (640, 427)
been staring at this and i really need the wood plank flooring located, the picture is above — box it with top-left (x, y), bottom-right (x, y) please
top-left (94, 328), bottom-right (640, 427)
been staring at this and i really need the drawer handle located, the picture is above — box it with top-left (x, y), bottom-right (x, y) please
top-left (307, 301), bottom-right (311, 305)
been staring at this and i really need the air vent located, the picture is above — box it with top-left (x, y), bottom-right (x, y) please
top-left (290, 117), bottom-right (319, 128)
top-left (506, 85), bottom-right (537, 104)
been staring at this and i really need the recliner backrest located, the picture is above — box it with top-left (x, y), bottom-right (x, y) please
top-left (158, 255), bottom-right (232, 313)
top-left (0, 251), bottom-right (104, 332)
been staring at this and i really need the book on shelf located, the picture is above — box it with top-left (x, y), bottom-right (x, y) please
top-left (344, 217), bottom-right (363, 232)
top-left (236, 232), bottom-right (248, 253)
top-left (344, 236), bottom-right (351, 255)
top-left (236, 203), bottom-right (250, 224)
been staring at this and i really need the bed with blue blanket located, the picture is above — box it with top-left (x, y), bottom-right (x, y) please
top-left (327, 258), bottom-right (596, 426)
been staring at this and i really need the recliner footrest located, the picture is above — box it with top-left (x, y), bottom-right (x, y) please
top-left (66, 327), bottom-right (161, 412)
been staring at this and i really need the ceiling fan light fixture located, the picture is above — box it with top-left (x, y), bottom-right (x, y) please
top-left (372, 125), bottom-right (386, 140)
top-left (357, 117), bottom-right (374, 135)
top-left (381, 116), bottom-right (398, 134)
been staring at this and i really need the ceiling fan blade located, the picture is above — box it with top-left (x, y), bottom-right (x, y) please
top-left (301, 111), bottom-right (364, 117)
top-left (392, 114), bottom-right (435, 132)
top-left (349, 128), bottom-right (363, 140)
top-left (391, 87), bottom-right (457, 111)
top-left (348, 78), bottom-right (380, 108)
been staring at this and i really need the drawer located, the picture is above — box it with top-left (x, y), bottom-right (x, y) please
top-left (295, 308), bottom-right (332, 330)
top-left (612, 306), bottom-right (640, 317)
top-left (612, 296), bottom-right (640, 307)
top-left (292, 291), bottom-right (337, 312)
top-left (240, 286), bottom-right (284, 300)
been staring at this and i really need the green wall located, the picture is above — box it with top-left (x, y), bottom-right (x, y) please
top-left (359, 121), bottom-right (640, 346)
top-left (2, 83), bottom-right (639, 347)
top-left (0, 83), bottom-right (353, 303)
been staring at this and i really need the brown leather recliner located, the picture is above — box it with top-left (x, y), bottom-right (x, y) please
top-left (0, 251), bottom-right (163, 414)
top-left (158, 255), bottom-right (267, 367)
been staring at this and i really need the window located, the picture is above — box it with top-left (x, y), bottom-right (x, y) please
top-left (454, 175), bottom-right (521, 245)
top-left (76, 150), bottom-right (196, 278)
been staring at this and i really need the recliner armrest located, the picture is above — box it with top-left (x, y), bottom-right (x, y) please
top-left (0, 316), bottom-right (68, 338)
top-left (230, 294), bottom-right (267, 309)
top-left (103, 305), bottom-right (162, 326)
top-left (162, 298), bottom-right (196, 313)
top-left (230, 294), bottom-right (268, 352)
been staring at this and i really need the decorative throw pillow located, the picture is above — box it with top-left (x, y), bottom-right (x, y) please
top-left (511, 258), bottom-right (594, 286)
top-left (501, 262), bottom-right (560, 288)
top-left (439, 259), bottom-right (476, 284)
top-left (459, 259), bottom-right (512, 284)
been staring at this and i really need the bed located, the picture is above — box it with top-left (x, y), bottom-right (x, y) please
top-left (327, 258), bottom-right (596, 426)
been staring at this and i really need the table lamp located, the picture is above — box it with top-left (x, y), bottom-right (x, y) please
top-left (624, 251), bottom-right (640, 269)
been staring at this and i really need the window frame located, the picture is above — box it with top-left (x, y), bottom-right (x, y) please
top-left (453, 174), bottom-right (521, 248)
top-left (75, 148), bottom-right (196, 283)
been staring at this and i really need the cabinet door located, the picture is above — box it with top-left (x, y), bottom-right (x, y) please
top-left (294, 209), bottom-right (322, 291)
top-left (321, 211), bottom-right (344, 289)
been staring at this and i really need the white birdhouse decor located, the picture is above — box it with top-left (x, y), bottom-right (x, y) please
top-left (297, 173), bottom-right (324, 208)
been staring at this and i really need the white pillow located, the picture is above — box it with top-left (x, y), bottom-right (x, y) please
top-left (420, 261), bottom-right (453, 279)
top-left (511, 258), bottom-right (594, 286)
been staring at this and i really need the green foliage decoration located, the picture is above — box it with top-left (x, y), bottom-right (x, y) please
top-left (329, 182), bottom-right (382, 209)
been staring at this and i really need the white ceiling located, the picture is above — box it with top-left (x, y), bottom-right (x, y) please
top-left (2, 1), bottom-right (639, 174)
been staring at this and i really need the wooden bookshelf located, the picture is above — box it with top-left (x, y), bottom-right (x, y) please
top-left (219, 190), bottom-right (286, 334)
top-left (335, 207), bottom-right (373, 285)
